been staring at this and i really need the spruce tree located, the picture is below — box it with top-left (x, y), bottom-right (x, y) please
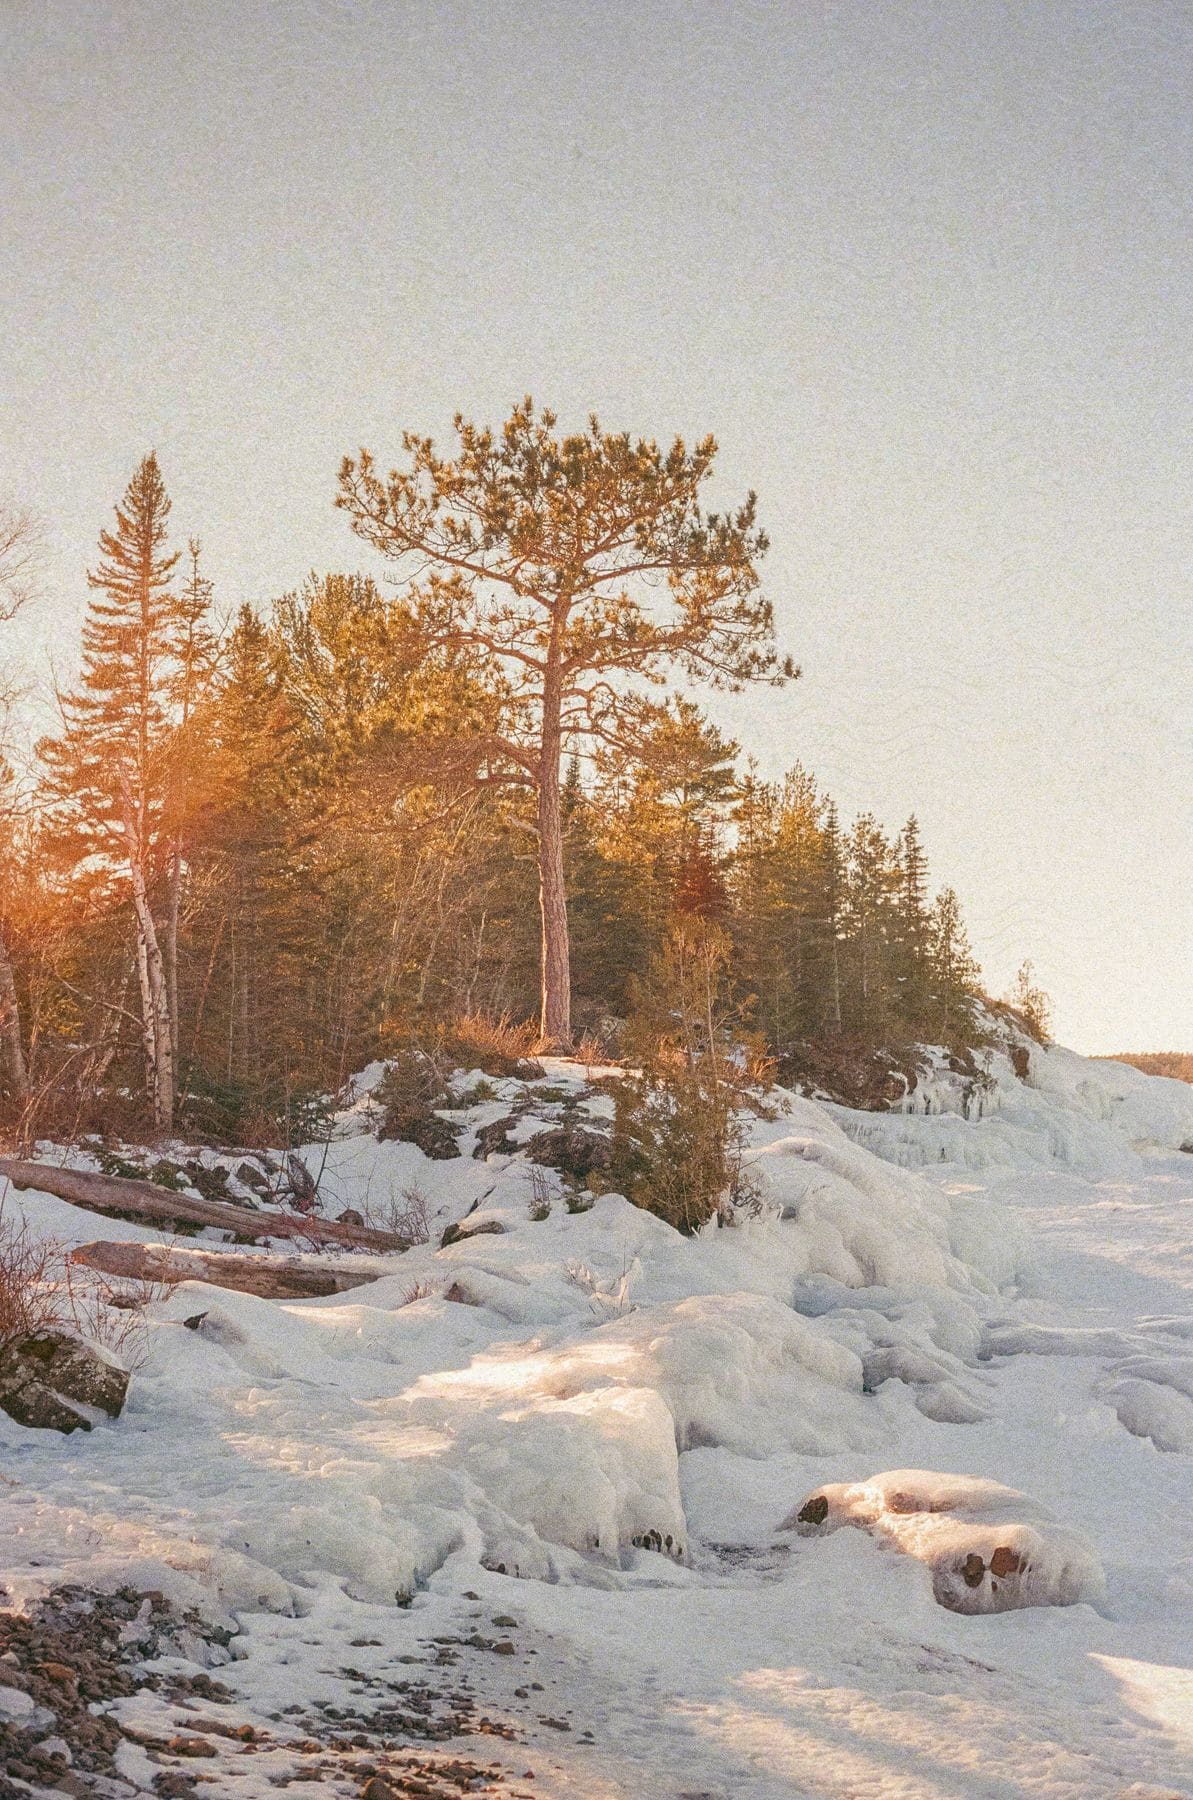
top-left (841, 813), bottom-right (900, 1039)
top-left (928, 887), bottom-right (980, 1041)
top-left (41, 453), bottom-right (181, 1131)
top-left (895, 815), bottom-right (931, 1027)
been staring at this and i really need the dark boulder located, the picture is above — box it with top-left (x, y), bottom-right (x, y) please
top-left (472, 1115), bottom-right (522, 1161)
top-left (440, 1218), bottom-right (506, 1249)
top-left (523, 1124), bottom-right (611, 1181)
top-left (0, 1329), bottom-right (129, 1434)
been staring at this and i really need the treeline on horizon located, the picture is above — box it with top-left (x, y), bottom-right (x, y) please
top-left (0, 405), bottom-right (1006, 1147)
top-left (1103, 1053), bottom-right (1193, 1086)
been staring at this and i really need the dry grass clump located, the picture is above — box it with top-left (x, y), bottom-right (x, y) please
top-left (363, 1182), bottom-right (432, 1245)
top-left (437, 1013), bottom-right (543, 1079)
top-left (0, 1202), bottom-right (160, 1368)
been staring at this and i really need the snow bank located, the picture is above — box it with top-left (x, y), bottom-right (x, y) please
top-left (783, 1470), bottom-right (1106, 1615)
top-left (1098, 1374), bottom-right (1193, 1453)
top-left (0, 1075), bottom-right (1008, 1613)
top-left (5, 1032), bottom-right (1182, 1622)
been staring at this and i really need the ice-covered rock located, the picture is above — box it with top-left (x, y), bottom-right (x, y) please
top-left (782, 1469), bottom-right (1106, 1614)
top-left (832, 1015), bottom-right (1193, 1177)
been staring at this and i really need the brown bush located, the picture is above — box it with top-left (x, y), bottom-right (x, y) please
top-left (0, 1205), bottom-right (63, 1350)
top-left (436, 1013), bottom-right (544, 1080)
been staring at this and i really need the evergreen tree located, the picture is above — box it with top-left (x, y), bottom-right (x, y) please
top-left (337, 399), bottom-right (792, 1048)
top-left (894, 814), bottom-right (931, 1026)
top-left (41, 453), bottom-right (183, 1130)
top-left (1006, 959), bottom-right (1052, 1044)
top-left (819, 800), bottom-right (845, 1033)
top-left (928, 886), bottom-right (980, 1041)
top-left (841, 813), bottom-right (900, 1038)
top-left (163, 538), bottom-right (218, 1057)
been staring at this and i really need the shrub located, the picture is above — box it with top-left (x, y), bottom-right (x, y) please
top-left (362, 1182), bottom-right (432, 1244)
top-left (605, 924), bottom-right (765, 1234)
top-left (181, 1072), bottom-right (335, 1148)
top-left (374, 1050), bottom-right (461, 1158)
top-left (437, 1012), bottom-right (544, 1080)
top-left (527, 1165), bottom-right (553, 1221)
top-left (0, 1207), bottom-right (153, 1369)
top-left (0, 1206), bottom-right (62, 1351)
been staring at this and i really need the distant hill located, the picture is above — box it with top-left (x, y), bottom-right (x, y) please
top-left (1101, 1052), bottom-right (1193, 1085)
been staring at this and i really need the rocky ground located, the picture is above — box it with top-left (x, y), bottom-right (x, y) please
top-left (0, 1586), bottom-right (541, 1799)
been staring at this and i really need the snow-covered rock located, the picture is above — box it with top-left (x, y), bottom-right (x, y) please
top-left (834, 1016), bottom-right (1193, 1176)
top-left (783, 1470), bottom-right (1106, 1614)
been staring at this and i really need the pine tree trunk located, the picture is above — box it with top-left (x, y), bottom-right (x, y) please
top-left (92, 960), bottom-right (132, 1087)
top-left (120, 779), bottom-right (174, 1135)
top-left (536, 640), bottom-right (571, 1050)
top-left (0, 925), bottom-right (29, 1105)
top-left (831, 936), bottom-right (842, 1031)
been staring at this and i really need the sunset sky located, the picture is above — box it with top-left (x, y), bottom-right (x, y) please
top-left (3, 0), bottom-right (1190, 1051)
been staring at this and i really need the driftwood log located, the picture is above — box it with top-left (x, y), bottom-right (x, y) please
top-left (71, 1240), bottom-right (386, 1299)
top-left (0, 1158), bottom-right (408, 1253)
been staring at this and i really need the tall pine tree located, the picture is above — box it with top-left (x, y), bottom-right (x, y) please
top-left (41, 454), bottom-right (188, 1130)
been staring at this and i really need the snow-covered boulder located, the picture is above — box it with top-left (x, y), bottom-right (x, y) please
top-left (783, 1469), bottom-right (1105, 1614)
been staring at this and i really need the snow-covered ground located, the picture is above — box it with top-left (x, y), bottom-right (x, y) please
top-left (1, 1039), bottom-right (1191, 1797)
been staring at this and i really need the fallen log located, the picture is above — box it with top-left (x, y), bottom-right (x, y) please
top-left (70, 1240), bottom-right (386, 1299)
top-left (0, 1158), bottom-right (408, 1252)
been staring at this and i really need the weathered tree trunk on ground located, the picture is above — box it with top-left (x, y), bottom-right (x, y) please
top-left (0, 1159), bottom-right (408, 1251)
top-left (71, 1239), bottom-right (386, 1298)
top-left (536, 637), bottom-right (571, 1050)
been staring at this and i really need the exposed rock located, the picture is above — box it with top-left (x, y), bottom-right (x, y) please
top-left (471, 1111), bottom-right (612, 1177)
top-left (0, 1330), bottom-right (129, 1435)
top-left (166, 1734), bottom-right (218, 1757)
top-left (783, 1471), bottom-right (1105, 1615)
top-left (471, 1115), bottom-right (521, 1161)
top-left (389, 1113), bottom-right (462, 1161)
top-left (439, 1219), bottom-right (506, 1249)
top-left (523, 1123), bottom-right (611, 1181)
top-left (183, 1161), bottom-right (235, 1206)
top-left (443, 1282), bottom-right (478, 1305)
top-left (777, 1038), bottom-right (926, 1110)
top-left (235, 1160), bottom-right (272, 1194)
top-left (990, 1544), bottom-right (1024, 1577)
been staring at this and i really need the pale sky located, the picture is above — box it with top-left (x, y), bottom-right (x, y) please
top-left (2, 0), bottom-right (1190, 1053)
